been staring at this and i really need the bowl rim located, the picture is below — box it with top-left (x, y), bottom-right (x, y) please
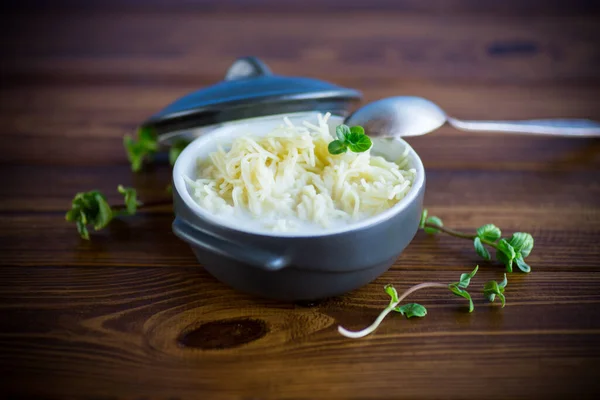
top-left (172, 113), bottom-right (425, 238)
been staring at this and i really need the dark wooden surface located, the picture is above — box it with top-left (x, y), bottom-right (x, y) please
top-left (1, 1), bottom-right (600, 399)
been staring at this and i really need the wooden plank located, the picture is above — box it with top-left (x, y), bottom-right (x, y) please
top-left (2, 82), bottom-right (599, 139)
top-left (3, 0), bottom-right (600, 15)
top-left (1, 13), bottom-right (599, 84)
top-left (2, 213), bottom-right (598, 270)
top-left (2, 205), bottom-right (598, 270)
top-left (1, 266), bottom-right (599, 399)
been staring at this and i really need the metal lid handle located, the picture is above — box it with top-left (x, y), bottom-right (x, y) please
top-left (225, 56), bottom-right (272, 81)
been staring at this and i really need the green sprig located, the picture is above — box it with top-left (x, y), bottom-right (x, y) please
top-left (419, 209), bottom-right (534, 273)
top-left (448, 265), bottom-right (479, 312)
top-left (484, 274), bottom-right (508, 307)
top-left (124, 126), bottom-right (190, 172)
top-left (124, 126), bottom-right (159, 172)
top-left (328, 124), bottom-right (372, 155)
top-left (65, 186), bottom-right (140, 240)
top-left (395, 303), bottom-right (427, 318)
top-left (338, 266), bottom-right (481, 339)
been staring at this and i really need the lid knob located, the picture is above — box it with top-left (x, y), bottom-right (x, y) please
top-left (225, 56), bottom-right (272, 81)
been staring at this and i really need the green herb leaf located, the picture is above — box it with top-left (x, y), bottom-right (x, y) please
top-left (169, 139), bottom-right (190, 166)
top-left (508, 232), bottom-right (534, 258)
top-left (75, 218), bottom-right (89, 240)
top-left (423, 216), bottom-right (443, 234)
top-left (498, 274), bottom-right (508, 289)
top-left (346, 131), bottom-right (372, 153)
top-left (497, 252), bottom-right (512, 273)
top-left (474, 237), bottom-right (491, 260)
top-left (116, 185), bottom-right (140, 216)
top-left (123, 126), bottom-right (158, 172)
top-left (66, 203), bottom-right (90, 240)
top-left (338, 267), bottom-right (487, 339)
top-left (93, 192), bottom-right (113, 230)
top-left (66, 186), bottom-right (140, 240)
top-left (483, 274), bottom-right (507, 307)
top-left (483, 280), bottom-right (499, 302)
top-left (349, 125), bottom-right (365, 136)
top-left (65, 190), bottom-right (114, 240)
top-left (419, 209), bottom-right (428, 229)
top-left (123, 136), bottom-right (142, 171)
top-left (385, 284), bottom-right (399, 305)
top-left (476, 224), bottom-right (502, 242)
top-left (394, 303), bottom-right (427, 318)
top-left (457, 265), bottom-right (479, 288)
top-left (449, 284), bottom-right (474, 313)
top-left (496, 239), bottom-right (516, 273)
top-left (515, 255), bottom-right (531, 273)
top-left (328, 140), bottom-right (348, 155)
top-left (336, 124), bottom-right (351, 141)
top-left (138, 125), bottom-right (156, 143)
top-left (330, 124), bottom-right (371, 154)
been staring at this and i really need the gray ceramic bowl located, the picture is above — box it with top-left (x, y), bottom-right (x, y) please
top-left (172, 112), bottom-right (425, 301)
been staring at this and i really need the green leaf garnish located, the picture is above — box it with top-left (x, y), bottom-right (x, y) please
top-left (457, 265), bottom-right (479, 288)
top-left (395, 303), bottom-right (427, 318)
top-left (328, 140), bottom-right (348, 155)
top-left (349, 125), bottom-right (365, 136)
top-left (168, 139), bottom-right (190, 166)
top-left (498, 274), bottom-right (508, 289)
top-left (474, 237), bottom-right (491, 260)
top-left (420, 209), bottom-right (535, 273)
top-left (347, 133), bottom-right (372, 153)
top-left (419, 209), bottom-right (428, 229)
top-left (447, 265), bottom-right (478, 312)
top-left (476, 224), bottom-right (501, 242)
top-left (515, 255), bottom-right (531, 273)
top-left (483, 274), bottom-right (507, 307)
top-left (116, 185), bottom-right (140, 216)
top-left (449, 284), bottom-right (474, 313)
top-left (66, 186), bottom-right (140, 240)
top-left (336, 124), bottom-right (351, 141)
top-left (423, 216), bottom-right (443, 234)
top-left (496, 239), bottom-right (516, 273)
top-left (328, 124), bottom-right (372, 155)
top-left (385, 284), bottom-right (399, 304)
top-left (508, 232), bottom-right (534, 258)
top-left (65, 191), bottom-right (112, 240)
top-left (338, 267), bottom-right (481, 339)
top-left (124, 126), bottom-right (158, 172)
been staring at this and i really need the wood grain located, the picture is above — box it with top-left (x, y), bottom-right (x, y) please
top-left (4, 0), bottom-right (600, 15)
top-left (1, 13), bottom-right (599, 84)
top-left (1, 1), bottom-right (599, 399)
top-left (2, 267), bottom-right (600, 399)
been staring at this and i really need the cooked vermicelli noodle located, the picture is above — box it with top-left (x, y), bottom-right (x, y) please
top-left (185, 113), bottom-right (415, 232)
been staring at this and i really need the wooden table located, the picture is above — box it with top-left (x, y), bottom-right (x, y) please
top-left (2, 1), bottom-right (599, 398)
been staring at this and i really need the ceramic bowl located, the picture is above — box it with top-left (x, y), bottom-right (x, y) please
top-left (172, 112), bottom-right (425, 301)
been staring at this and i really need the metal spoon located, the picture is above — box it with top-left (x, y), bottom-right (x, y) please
top-left (345, 96), bottom-right (600, 138)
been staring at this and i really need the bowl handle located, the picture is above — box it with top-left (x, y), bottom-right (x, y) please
top-left (172, 218), bottom-right (290, 271)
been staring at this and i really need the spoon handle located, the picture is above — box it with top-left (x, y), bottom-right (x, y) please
top-left (447, 117), bottom-right (600, 137)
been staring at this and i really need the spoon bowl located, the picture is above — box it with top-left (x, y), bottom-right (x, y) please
top-left (346, 96), bottom-right (447, 138)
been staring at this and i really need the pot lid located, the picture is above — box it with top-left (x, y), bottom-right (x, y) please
top-left (142, 56), bottom-right (362, 135)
